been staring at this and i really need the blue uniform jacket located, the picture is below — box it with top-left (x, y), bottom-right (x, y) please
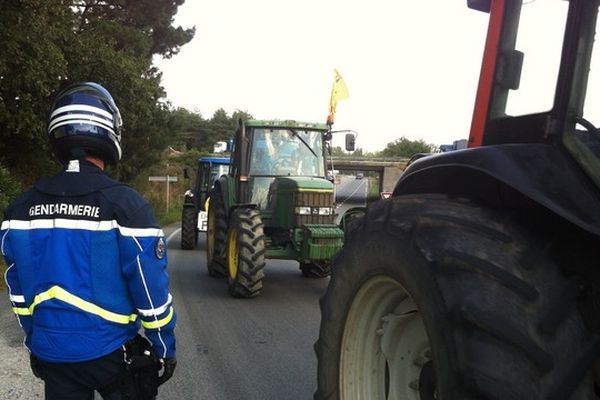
top-left (1, 160), bottom-right (176, 362)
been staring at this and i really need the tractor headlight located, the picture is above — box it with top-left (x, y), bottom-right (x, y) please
top-left (295, 206), bottom-right (312, 215)
top-left (317, 207), bottom-right (332, 215)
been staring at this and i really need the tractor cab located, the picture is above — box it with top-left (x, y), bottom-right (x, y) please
top-left (398, 0), bottom-right (600, 237)
top-left (244, 123), bottom-right (328, 210)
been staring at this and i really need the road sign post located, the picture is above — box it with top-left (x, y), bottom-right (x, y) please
top-left (148, 175), bottom-right (178, 212)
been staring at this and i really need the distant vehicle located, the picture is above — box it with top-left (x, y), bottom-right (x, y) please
top-left (181, 156), bottom-right (230, 249)
top-left (355, 173), bottom-right (364, 180)
top-left (438, 138), bottom-right (467, 152)
top-left (207, 119), bottom-right (355, 297)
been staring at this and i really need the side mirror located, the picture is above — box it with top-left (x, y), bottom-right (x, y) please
top-left (467, 0), bottom-right (492, 13)
top-left (467, 0), bottom-right (490, 12)
top-left (345, 133), bottom-right (356, 152)
top-left (183, 168), bottom-right (190, 179)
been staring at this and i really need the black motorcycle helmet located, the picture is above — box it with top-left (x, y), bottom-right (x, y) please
top-left (48, 82), bottom-right (122, 165)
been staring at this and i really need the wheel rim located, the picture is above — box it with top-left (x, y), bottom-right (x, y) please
top-left (340, 276), bottom-right (433, 400)
top-left (226, 228), bottom-right (238, 279)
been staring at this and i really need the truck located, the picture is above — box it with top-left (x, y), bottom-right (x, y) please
top-left (206, 119), bottom-right (355, 297)
top-left (315, 1), bottom-right (600, 399)
top-left (180, 156), bottom-right (230, 249)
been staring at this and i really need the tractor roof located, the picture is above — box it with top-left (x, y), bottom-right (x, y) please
top-left (244, 119), bottom-right (329, 132)
top-left (198, 156), bottom-right (230, 165)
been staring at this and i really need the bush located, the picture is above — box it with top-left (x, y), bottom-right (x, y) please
top-left (0, 164), bottom-right (21, 218)
top-left (0, 164), bottom-right (21, 289)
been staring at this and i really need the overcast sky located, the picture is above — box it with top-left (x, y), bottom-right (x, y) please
top-left (154, 1), bottom-right (491, 152)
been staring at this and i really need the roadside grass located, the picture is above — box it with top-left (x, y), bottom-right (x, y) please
top-left (158, 206), bottom-right (182, 228)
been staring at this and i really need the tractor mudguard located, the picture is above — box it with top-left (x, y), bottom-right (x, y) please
top-left (212, 178), bottom-right (232, 219)
top-left (394, 143), bottom-right (600, 237)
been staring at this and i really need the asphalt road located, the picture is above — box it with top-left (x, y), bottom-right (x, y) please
top-left (335, 174), bottom-right (368, 223)
top-left (0, 224), bottom-right (329, 400)
top-left (159, 226), bottom-right (329, 400)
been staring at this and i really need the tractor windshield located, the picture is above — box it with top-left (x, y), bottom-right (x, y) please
top-left (249, 128), bottom-right (325, 177)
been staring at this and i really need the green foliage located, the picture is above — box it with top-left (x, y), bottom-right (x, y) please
top-left (380, 136), bottom-right (436, 158)
top-left (0, 0), bottom-right (194, 182)
top-left (0, 164), bottom-right (22, 218)
top-left (158, 206), bottom-right (182, 228)
top-left (168, 108), bottom-right (207, 149)
top-left (168, 108), bottom-right (253, 152)
top-left (0, 0), bottom-right (72, 177)
top-left (0, 164), bottom-right (21, 288)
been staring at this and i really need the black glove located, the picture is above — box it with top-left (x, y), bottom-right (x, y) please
top-left (158, 357), bottom-right (176, 385)
top-left (30, 354), bottom-right (42, 379)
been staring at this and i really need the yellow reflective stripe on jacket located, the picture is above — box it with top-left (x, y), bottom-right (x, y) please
top-left (12, 307), bottom-right (31, 316)
top-left (30, 285), bottom-right (138, 324)
top-left (141, 306), bottom-right (174, 329)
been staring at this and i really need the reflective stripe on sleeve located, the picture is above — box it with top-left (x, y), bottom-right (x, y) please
top-left (141, 306), bottom-right (174, 330)
top-left (137, 294), bottom-right (173, 317)
top-left (12, 307), bottom-right (31, 316)
top-left (10, 294), bottom-right (25, 303)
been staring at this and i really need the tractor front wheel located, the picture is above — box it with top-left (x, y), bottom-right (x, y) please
top-left (226, 208), bottom-right (266, 298)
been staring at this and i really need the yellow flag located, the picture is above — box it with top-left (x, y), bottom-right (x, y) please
top-left (327, 68), bottom-right (349, 124)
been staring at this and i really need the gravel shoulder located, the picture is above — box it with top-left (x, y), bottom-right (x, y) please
top-left (0, 295), bottom-right (44, 399)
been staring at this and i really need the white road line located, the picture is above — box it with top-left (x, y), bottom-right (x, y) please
top-left (166, 228), bottom-right (180, 244)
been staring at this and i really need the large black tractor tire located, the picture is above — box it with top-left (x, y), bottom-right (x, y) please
top-left (180, 206), bottom-right (198, 250)
top-left (226, 208), bottom-right (266, 298)
top-left (315, 194), bottom-right (598, 400)
top-left (300, 261), bottom-right (331, 278)
top-left (206, 190), bottom-right (227, 278)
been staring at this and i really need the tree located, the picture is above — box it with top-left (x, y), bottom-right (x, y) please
top-left (196, 109), bottom-right (253, 152)
top-left (168, 108), bottom-right (207, 150)
top-left (0, 0), bottom-right (72, 182)
top-left (380, 136), bottom-right (435, 158)
top-left (0, 0), bottom-right (195, 183)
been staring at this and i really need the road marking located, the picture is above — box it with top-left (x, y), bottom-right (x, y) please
top-left (336, 179), bottom-right (367, 208)
top-left (166, 228), bottom-right (180, 244)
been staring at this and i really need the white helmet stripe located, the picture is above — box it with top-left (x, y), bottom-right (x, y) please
top-left (50, 104), bottom-right (113, 120)
top-left (110, 135), bottom-right (123, 160)
top-left (49, 113), bottom-right (113, 131)
top-left (49, 119), bottom-right (116, 136)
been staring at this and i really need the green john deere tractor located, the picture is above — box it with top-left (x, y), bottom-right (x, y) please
top-left (206, 119), bottom-right (355, 298)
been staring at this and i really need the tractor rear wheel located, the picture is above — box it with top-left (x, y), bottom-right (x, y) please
top-left (206, 189), bottom-right (227, 277)
top-left (180, 206), bottom-right (198, 250)
top-left (226, 208), bottom-right (266, 298)
top-left (315, 194), bottom-right (598, 400)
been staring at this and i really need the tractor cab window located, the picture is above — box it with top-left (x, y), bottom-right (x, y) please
top-left (249, 128), bottom-right (325, 177)
top-left (504, 1), bottom-right (568, 117)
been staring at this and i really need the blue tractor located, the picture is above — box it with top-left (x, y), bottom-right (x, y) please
top-left (181, 156), bottom-right (230, 249)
